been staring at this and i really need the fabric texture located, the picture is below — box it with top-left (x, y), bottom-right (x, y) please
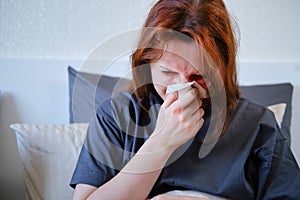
top-left (10, 123), bottom-right (88, 200)
top-left (240, 83), bottom-right (293, 145)
top-left (68, 66), bottom-right (132, 123)
top-left (70, 90), bottom-right (300, 199)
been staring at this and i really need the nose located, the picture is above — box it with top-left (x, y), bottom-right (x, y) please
top-left (179, 74), bottom-right (191, 83)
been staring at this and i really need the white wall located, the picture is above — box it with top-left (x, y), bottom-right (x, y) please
top-left (225, 0), bottom-right (300, 164)
top-left (0, 1), bottom-right (299, 199)
top-left (225, 0), bottom-right (300, 62)
top-left (0, 0), bottom-right (157, 59)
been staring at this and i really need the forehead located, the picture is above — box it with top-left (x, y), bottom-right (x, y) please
top-left (157, 39), bottom-right (204, 72)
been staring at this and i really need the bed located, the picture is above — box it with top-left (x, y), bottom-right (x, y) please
top-left (10, 66), bottom-right (293, 199)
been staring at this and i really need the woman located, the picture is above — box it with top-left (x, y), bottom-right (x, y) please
top-left (70, 0), bottom-right (300, 199)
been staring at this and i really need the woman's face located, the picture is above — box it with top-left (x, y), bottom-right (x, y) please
top-left (150, 39), bottom-right (208, 100)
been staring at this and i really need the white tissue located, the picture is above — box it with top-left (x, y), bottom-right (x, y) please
top-left (166, 81), bottom-right (208, 98)
top-left (166, 81), bottom-right (195, 94)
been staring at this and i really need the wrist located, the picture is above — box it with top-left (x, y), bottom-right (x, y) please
top-left (121, 134), bottom-right (175, 174)
top-left (147, 130), bottom-right (178, 153)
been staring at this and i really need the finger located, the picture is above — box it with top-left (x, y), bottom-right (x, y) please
top-left (162, 91), bottom-right (178, 108)
top-left (181, 103), bottom-right (198, 120)
top-left (192, 81), bottom-right (208, 99)
top-left (197, 97), bottom-right (203, 108)
top-left (179, 88), bottom-right (198, 108)
top-left (190, 110), bottom-right (205, 134)
top-left (191, 107), bottom-right (205, 119)
top-left (197, 117), bottom-right (205, 132)
top-left (192, 88), bottom-right (203, 109)
top-left (180, 98), bottom-right (203, 122)
top-left (190, 87), bottom-right (203, 108)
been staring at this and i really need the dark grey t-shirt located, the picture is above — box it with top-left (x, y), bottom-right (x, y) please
top-left (70, 91), bottom-right (300, 199)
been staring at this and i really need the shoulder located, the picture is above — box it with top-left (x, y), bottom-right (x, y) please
top-left (93, 91), bottom-right (136, 129)
top-left (96, 90), bottom-right (162, 128)
top-left (230, 98), bottom-right (285, 140)
top-left (233, 98), bottom-right (286, 144)
top-left (96, 91), bottom-right (138, 117)
top-left (233, 97), bottom-right (276, 123)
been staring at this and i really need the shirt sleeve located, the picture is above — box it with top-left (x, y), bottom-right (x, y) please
top-left (253, 108), bottom-right (300, 199)
top-left (70, 100), bottom-right (125, 189)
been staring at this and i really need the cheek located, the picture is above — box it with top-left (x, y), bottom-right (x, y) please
top-left (151, 82), bottom-right (166, 100)
top-left (152, 78), bottom-right (174, 100)
top-left (150, 66), bottom-right (178, 99)
top-left (150, 69), bottom-right (166, 99)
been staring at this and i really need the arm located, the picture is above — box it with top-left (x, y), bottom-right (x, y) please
top-left (73, 184), bottom-right (97, 200)
top-left (74, 88), bottom-right (204, 200)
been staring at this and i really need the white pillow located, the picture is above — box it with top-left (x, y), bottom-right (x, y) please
top-left (267, 103), bottom-right (286, 128)
top-left (10, 123), bottom-right (88, 200)
top-left (165, 190), bottom-right (228, 199)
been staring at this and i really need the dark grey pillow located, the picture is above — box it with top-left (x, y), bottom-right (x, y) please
top-left (68, 66), bottom-right (132, 123)
top-left (240, 83), bottom-right (293, 145)
top-left (68, 66), bottom-right (293, 145)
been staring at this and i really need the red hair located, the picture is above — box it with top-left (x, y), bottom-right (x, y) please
top-left (131, 0), bottom-right (240, 133)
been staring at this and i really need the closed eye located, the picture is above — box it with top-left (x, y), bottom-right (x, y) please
top-left (158, 65), bottom-right (178, 75)
top-left (162, 70), bottom-right (177, 75)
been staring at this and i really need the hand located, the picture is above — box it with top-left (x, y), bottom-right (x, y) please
top-left (151, 86), bottom-right (205, 150)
